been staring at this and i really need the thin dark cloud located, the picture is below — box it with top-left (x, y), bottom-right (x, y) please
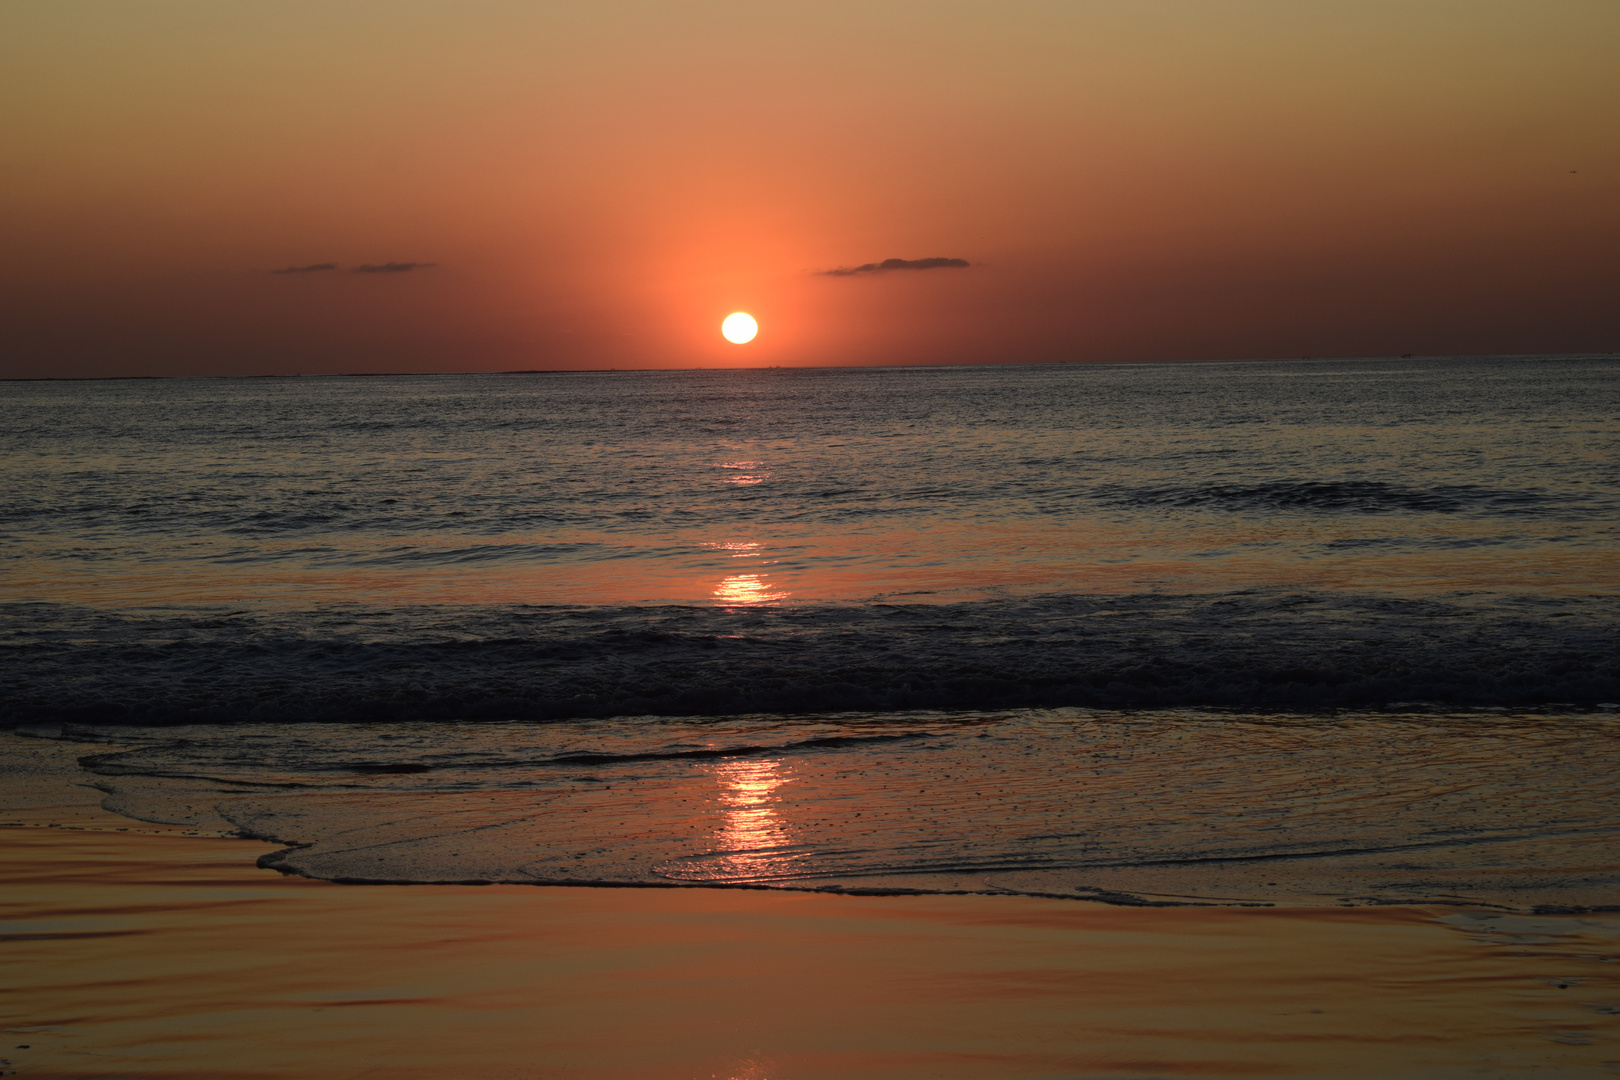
top-left (271, 262), bottom-right (337, 275)
top-left (820, 257), bottom-right (970, 277)
top-left (353, 261), bottom-right (436, 274)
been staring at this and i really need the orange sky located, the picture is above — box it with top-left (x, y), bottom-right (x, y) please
top-left (2, 0), bottom-right (1616, 377)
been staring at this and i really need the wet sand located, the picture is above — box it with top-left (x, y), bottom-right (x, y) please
top-left (5, 810), bottom-right (1620, 1079)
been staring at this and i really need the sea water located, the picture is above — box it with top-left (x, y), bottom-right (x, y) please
top-left (3, 356), bottom-right (1617, 906)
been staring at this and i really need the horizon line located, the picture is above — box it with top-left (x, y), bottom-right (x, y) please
top-left (2, 351), bottom-right (1615, 383)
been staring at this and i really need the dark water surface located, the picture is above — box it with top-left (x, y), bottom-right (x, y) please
top-left (3, 355), bottom-right (1617, 718)
top-left (3, 356), bottom-right (1617, 904)
top-left (4, 356), bottom-right (1617, 612)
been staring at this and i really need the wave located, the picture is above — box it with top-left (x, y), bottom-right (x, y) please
top-left (543, 731), bottom-right (933, 766)
top-left (1102, 480), bottom-right (1577, 516)
top-left (3, 591), bottom-right (1616, 725)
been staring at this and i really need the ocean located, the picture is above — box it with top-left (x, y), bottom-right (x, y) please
top-left (3, 355), bottom-right (1617, 907)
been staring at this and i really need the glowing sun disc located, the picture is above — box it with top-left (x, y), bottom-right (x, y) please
top-left (721, 312), bottom-right (758, 344)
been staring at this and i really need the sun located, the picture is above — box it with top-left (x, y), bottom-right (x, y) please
top-left (721, 312), bottom-right (758, 344)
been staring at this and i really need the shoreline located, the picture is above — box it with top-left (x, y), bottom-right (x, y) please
top-left (6, 802), bottom-right (1620, 1077)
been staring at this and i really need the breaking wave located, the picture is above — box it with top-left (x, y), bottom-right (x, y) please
top-left (4, 590), bottom-right (1616, 726)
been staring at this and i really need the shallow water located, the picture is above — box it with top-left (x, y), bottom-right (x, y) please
top-left (22, 707), bottom-right (1616, 910)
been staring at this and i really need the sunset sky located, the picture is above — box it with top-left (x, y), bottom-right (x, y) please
top-left (3, 0), bottom-right (1616, 377)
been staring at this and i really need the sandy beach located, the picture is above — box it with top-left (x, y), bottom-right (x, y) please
top-left (6, 788), bottom-right (1620, 1079)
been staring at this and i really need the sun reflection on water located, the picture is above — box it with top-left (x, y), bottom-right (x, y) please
top-left (713, 574), bottom-right (787, 604)
top-left (707, 759), bottom-right (796, 882)
top-left (716, 459), bottom-right (769, 485)
top-left (706, 541), bottom-right (788, 604)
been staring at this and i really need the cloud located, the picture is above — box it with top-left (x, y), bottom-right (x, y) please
top-left (353, 261), bottom-right (436, 274)
top-left (271, 262), bottom-right (337, 275)
top-left (820, 257), bottom-right (970, 277)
